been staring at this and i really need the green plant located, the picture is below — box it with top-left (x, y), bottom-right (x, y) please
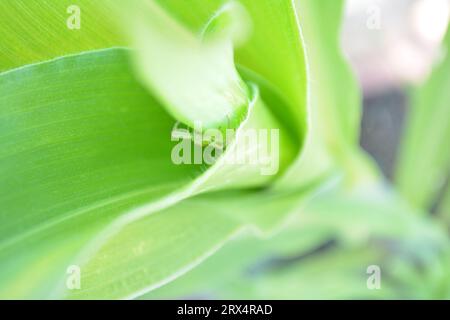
top-left (0, 0), bottom-right (448, 299)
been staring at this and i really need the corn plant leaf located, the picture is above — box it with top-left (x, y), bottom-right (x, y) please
top-left (147, 0), bottom-right (308, 143)
top-left (0, 0), bottom-right (251, 132)
top-left (0, 46), bottom-right (293, 298)
top-left (122, 0), bottom-right (250, 130)
top-left (396, 28), bottom-right (450, 211)
top-left (0, 0), bottom-right (373, 299)
top-left (142, 227), bottom-right (332, 299)
top-left (276, 0), bottom-right (379, 190)
top-left (295, 0), bottom-right (361, 146)
top-left (0, 48), bottom-right (199, 298)
top-left (0, 0), bottom-right (124, 72)
top-left (63, 172), bottom-right (335, 299)
top-left (3, 0), bottom-right (446, 301)
top-left (0, 0), bottom-right (307, 298)
top-left (63, 198), bottom-right (244, 299)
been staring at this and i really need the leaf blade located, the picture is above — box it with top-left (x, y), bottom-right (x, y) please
top-left (396, 28), bottom-right (450, 210)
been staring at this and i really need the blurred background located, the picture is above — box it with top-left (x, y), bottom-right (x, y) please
top-left (342, 0), bottom-right (449, 179)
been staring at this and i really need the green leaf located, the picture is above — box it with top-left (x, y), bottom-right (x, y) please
top-left (149, 0), bottom-right (309, 142)
top-left (64, 198), bottom-right (243, 299)
top-left (0, 0), bottom-right (124, 72)
top-left (295, 0), bottom-right (361, 145)
top-left (0, 47), bottom-right (290, 298)
top-left (115, 0), bottom-right (298, 180)
top-left (124, 0), bottom-right (250, 130)
top-left (142, 227), bottom-right (331, 299)
top-left (0, 48), bottom-right (198, 298)
top-left (0, 49), bottom-right (202, 246)
top-left (276, 0), bottom-right (379, 189)
top-left (3, 0), bottom-right (446, 301)
top-left (396, 28), bottom-right (450, 210)
top-left (63, 182), bottom-right (328, 299)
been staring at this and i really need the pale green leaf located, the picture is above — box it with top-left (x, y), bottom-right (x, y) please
top-left (63, 182), bottom-right (328, 299)
top-left (277, 0), bottom-right (379, 190)
top-left (142, 227), bottom-right (331, 299)
top-left (64, 199), bottom-right (243, 299)
top-left (149, 0), bottom-right (309, 142)
top-left (396, 28), bottom-right (450, 211)
top-left (123, 0), bottom-right (250, 130)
